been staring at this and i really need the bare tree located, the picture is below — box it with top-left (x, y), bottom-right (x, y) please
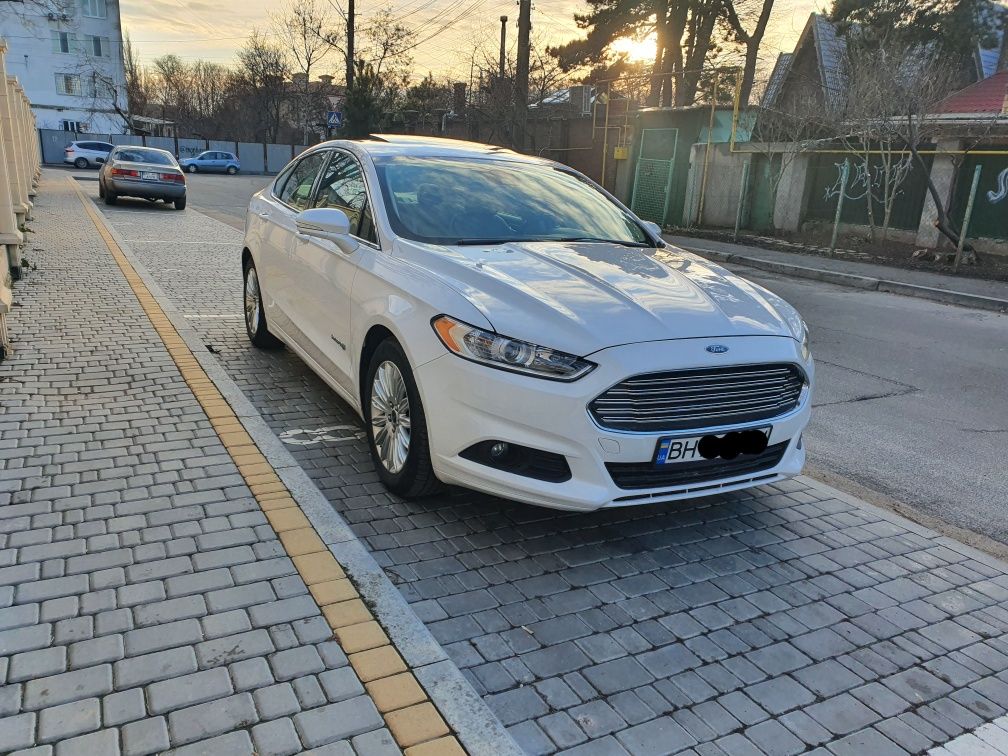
top-left (272, 0), bottom-right (341, 142)
top-left (235, 31), bottom-right (291, 142)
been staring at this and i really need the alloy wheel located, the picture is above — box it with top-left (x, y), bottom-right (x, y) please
top-left (244, 267), bottom-right (261, 335)
top-left (370, 360), bottom-right (411, 474)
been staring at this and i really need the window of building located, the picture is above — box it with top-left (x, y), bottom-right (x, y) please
top-left (87, 35), bottom-right (110, 57)
top-left (61, 120), bottom-right (86, 132)
top-left (51, 31), bottom-right (76, 54)
top-left (55, 73), bottom-right (82, 96)
top-left (80, 0), bottom-right (107, 19)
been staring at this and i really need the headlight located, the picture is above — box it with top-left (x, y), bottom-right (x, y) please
top-left (800, 322), bottom-right (810, 361)
top-left (432, 316), bottom-right (596, 381)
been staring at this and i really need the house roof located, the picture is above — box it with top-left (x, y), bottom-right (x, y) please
top-left (977, 31), bottom-right (1004, 78)
top-left (761, 53), bottom-right (793, 109)
top-left (812, 13), bottom-right (848, 109)
top-left (934, 69), bottom-right (1008, 115)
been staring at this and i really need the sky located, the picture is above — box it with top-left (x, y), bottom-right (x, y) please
top-left (121, 0), bottom-right (824, 81)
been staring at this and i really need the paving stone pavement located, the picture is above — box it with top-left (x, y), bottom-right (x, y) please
top-left (14, 170), bottom-right (1008, 755)
top-left (0, 175), bottom-right (467, 755)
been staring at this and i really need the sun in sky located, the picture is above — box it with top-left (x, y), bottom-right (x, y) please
top-left (610, 34), bottom-right (658, 63)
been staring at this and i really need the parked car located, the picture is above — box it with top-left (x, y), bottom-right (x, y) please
top-left (64, 141), bottom-right (114, 169)
top-left (179, 150), bottom-right (240, 174)
top-left (241, 136), bottom-right (813, 511)
top-left (98, 146), bottom-right (187, 210)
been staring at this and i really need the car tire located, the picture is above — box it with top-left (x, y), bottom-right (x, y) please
top-left (74, 157), bottom-right (88, 169)
top-left (187, 164), bottom-right (197, 173)
top-left (242, 258), bottom-right (283, 349)
top-left (174, 196), bottom-right (187, 210)
top-left (226, 166), bottom-right (238, 175)
top-left (104, 188), bottom-right (117, 205)
top-left (363, 339), bottom-right (442, 499)
top-left (98, 180), bottom-right (105, 199)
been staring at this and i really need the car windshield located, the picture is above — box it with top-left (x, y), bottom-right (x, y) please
top-left (372, 155), bottom-right (651, 246)
top-left (114, 149), bottom-right (176, 166)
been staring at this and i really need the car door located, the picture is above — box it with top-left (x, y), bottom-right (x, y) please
top-left (288, 149), bottom-right (377, 392)
top-left (255, 150), bottom-right (329, 345)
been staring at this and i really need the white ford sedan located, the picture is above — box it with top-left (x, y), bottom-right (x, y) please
top-left (242, 135), bottom-right (813, 511)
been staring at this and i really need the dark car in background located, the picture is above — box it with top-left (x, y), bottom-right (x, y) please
top-left (64, 141), bottom-right (114, 169)
top-left (179, 151), bottom-right (241, 174)
top-left (98, 146), bottom-right (187, 210)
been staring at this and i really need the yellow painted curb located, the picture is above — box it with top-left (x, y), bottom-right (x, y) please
top-left (72, 179), bottom-right (468, 754)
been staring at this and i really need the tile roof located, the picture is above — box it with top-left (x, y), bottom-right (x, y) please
top-left (934, 69), bottom-right (1008, 115)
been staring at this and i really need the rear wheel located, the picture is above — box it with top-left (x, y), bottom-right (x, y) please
top-left (174, 196), bottom-right (187, 210)
top-left (104, 188), bottom-right (117, 205)
top-left (74, 157), bottom-right (88, 169)
top-left (226, 166), bottom-right (238, 175)
top-left (364, 339), bottom-right (441, 498)
top-left (243, 258), bottom-right (282, 349)
top-left (98, 180), bottom-right (105, 199)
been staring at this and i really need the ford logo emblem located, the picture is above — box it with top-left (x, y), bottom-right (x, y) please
top-left (706, 344), bottom-right (729, 354)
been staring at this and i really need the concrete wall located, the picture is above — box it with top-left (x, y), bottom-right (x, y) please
top-left (684, 142), bottom-right (752, 228)
top-left (209, 140), bottom-right (237, 154)
top-left (238, 143), bottom-right (265, 173)
top-left (176, 139), bottom-right (204, 160)
top-left (267, 144), bottom-right (294, 173)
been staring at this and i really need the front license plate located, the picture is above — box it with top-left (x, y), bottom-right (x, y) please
top-left (655, 427), bottom-right (771, 465)
top-left (141, 171), bottom-right (158, 180)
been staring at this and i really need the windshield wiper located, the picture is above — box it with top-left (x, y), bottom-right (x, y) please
top-left (552, 236), bottom-right (651, 248)
top-left (455, 236), bottom-right (651, 247)
top-left (455, 238), bottom-right (526, 245)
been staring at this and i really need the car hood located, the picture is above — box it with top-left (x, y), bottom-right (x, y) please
top-left (395, 239), bottom-right (803, 356)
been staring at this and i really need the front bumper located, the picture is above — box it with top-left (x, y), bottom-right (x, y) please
top-left (109, 178), bottom-right (186, 200)
top-left (416, 335), bottom-right (813, 511)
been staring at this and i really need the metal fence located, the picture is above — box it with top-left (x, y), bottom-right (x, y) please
top-left (38, 129), bottom-right (312, 175)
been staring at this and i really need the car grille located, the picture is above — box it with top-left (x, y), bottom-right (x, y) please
top-left (606, 440), bottom-right (789, 489)
top-left (589, 363), bottom-right (805, 433)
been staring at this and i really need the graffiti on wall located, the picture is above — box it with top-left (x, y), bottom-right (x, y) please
top-left (823, 158), bottom-right (913, 203)
top-left (987, 168), bottom-right (1008, 204)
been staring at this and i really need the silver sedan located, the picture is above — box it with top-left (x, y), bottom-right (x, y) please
top-left (98, 147), bottom-right (187, 210)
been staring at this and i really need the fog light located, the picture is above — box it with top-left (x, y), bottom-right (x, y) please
top-left (489, 442), bottom-right (509, 460)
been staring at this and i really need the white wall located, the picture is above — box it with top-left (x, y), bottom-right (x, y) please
top-left (0, 0), bottom-right (127, 133)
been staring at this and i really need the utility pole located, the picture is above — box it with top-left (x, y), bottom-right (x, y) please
top-left (498, 15), bottom-right (507, 81)
top-left (514, 0), bottom-right (531, 150)
top-left (346, 0), bottom-right (355, 90)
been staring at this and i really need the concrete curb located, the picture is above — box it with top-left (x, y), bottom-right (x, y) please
top-left (679, 243), bottom-right (1008, 314)
top-left (82, 184), bottom-right (523, 756)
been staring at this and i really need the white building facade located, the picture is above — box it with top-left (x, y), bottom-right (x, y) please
top-left (0, 0), bottom-right (128, 133)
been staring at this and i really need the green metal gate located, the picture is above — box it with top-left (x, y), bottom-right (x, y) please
top-left (630, 128), bottom-right (678, 224)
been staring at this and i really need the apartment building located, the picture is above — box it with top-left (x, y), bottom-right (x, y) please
top-left (0, 0), bottom-right (128, 132)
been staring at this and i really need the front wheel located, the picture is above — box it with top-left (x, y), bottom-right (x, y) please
top-left (243, 258), bottom-right (282, 349)
top-left (364, 340), bottom-right (441, 498)
top-left (187, 164), bottom-right (197, 173)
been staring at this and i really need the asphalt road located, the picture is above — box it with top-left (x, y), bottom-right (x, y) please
top-left (180, 173), bottom-right (1008, 544)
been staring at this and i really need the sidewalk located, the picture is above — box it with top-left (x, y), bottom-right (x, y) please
top-left (665, 234), bottom-right (1008, 312)
top-left (0, 177), bottom-right (480, 754)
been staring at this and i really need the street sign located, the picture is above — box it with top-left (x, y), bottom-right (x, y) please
top-left (326, 111), bottom-right (343, 129)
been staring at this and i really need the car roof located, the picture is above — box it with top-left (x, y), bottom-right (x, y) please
top-left (315, 135), bottom-right (550, 165)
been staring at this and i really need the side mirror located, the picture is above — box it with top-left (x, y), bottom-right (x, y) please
top-left (295, 207), bottom-right (358, 254)
top-left (641, 220), bottom-right (662, 239)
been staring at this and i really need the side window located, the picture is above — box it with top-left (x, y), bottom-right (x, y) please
top-left (277, 152), bottom-right (327, 211)
top-left (314, 151), bottom-right (377, 244)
